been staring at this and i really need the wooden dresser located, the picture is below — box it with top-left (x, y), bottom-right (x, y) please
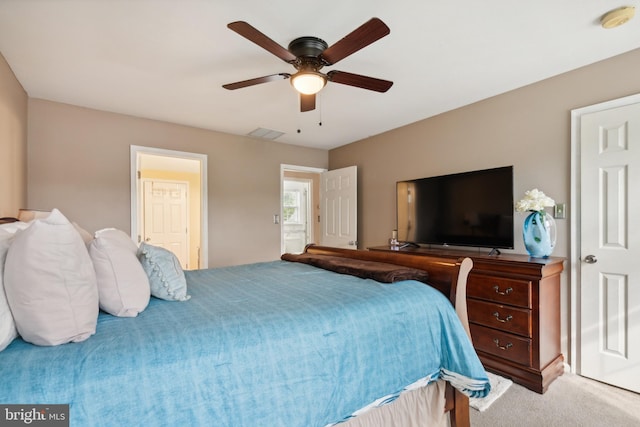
top-left (369, 246), bottom-right (565, 393)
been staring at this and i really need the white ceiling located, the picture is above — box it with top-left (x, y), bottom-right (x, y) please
top-left (1, 1), bottom-right (639, 150)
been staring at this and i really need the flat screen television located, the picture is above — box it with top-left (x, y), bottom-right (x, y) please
top-left (396, 166), bottom-right (514, 250)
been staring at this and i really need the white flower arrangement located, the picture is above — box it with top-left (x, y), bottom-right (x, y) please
top-left (515, 189), bottom-right (555, 213)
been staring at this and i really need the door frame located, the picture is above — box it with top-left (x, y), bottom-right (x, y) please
top-left (569, 92), bottom-right (640, 374)
top-left (131, 145), bottom-right (208, 268)
top-left (280, 164), bottom-right (326, 254)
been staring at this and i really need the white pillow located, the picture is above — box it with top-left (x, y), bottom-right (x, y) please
top-left (0, 221), bottom-right (29, 234)
top-left (138, 242), bottom-right (191, 302)
top-left (0, 232), bottom-right (18, 351)
top-left (3, 209), bottom-right (99, 346)
top-left (89, 228), bottom-right (150, 317)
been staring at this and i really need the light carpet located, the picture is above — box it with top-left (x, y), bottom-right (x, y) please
top-left (469, 372), bottom-right (513, 412)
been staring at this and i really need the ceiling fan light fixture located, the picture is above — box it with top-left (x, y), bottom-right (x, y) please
top-left (224, 19), bottom-right (393, 112)
top-left (291, 71), bottom-right (327, 95)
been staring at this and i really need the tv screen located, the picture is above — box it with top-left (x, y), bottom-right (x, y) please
top-left (396, 166), bottom-right (514, 249)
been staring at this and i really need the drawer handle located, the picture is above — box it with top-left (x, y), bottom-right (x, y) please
top-left (493, 339), bottom-right (513, 351)
top-left (492, 312), bottom-right (513, 323)
top-left (493, 285), bottom-right (513, 296)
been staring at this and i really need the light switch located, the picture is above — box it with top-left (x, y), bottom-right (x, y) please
top-left (554, 203), bottom-right (566, 219)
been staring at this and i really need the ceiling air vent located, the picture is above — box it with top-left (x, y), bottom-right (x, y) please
top-left (247, 128), bottom-right (284, 140)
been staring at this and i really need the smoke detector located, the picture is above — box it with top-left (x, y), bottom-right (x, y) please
top-left (601, 6), bottom-right (635, 29)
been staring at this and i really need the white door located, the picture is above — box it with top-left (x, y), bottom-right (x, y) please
top-left (319, 166), bottom-right (357, 249)
top-left (579, 102), bottom-right (640, 393)
top-left (143, 180), bottom-right (190, 268)
top-left (282, 179), bottom-right (311, 254)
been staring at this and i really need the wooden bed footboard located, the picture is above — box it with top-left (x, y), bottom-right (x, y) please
top-left (303, 245), bottom-right (473, 427)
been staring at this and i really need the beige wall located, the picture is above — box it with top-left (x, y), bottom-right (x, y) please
top-left (329, 47), bottom-right (640, 361)
top-left (0, 52), bottom-right (27, 217)
top-left (27, 99), bottom-right (328, 266)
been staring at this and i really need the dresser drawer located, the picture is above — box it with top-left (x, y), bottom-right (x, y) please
top-left (468, 299), bottom-right (532, 337)
top-left (467, 274), bottom-right (532, 308)
top-left (470, 324), bottom-right (532, 367)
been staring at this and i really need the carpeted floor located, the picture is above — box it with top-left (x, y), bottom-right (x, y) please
top-left (469, 372), bottom-right (640, 426)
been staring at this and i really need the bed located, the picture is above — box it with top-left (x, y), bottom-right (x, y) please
top-left (0, 240), bottom-right (489, 427)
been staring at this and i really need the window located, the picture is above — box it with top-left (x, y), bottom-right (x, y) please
top-left (283, 190), bottom-right (301, 223)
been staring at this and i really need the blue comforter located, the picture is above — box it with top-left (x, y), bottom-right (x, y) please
top-left (0, 261), bottom-right (489, 426)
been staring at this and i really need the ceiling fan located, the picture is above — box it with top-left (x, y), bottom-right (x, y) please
top-left (222, 18), bottom-right (393, 112)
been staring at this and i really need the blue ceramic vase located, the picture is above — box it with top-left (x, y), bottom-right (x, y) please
top-left (523, 210), bottom-right (556, 258)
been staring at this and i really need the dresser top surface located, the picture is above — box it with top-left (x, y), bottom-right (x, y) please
top-left (368, 245), bottom-right (565, 267)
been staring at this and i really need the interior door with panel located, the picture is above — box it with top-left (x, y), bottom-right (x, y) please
top-left (143, 180), bottom-right (190, 269)
top-left (579, 101), bottom-right (640, 393)
top-left (319, 166), bottom-right (357, 249)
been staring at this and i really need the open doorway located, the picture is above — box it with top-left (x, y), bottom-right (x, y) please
top-left (281, 164), bottom-right (358, 253)
top-left (282, 178), bottom-right (312, 254)
top-left (281, 165), bottom-right (323, 254)
top-left (131, 146), bottom-right (208, 269)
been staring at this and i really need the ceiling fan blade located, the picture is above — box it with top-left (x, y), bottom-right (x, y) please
top-left (320, 18), bottom-right (390, 65)
top-left (222, 73), bottom-right (290, 90)
top-left (327, 70), bottom-right (393, 92)
top-left (300, 93), bottom-right (316, 112)
top-left (227, 21), bottom-right (297, 63)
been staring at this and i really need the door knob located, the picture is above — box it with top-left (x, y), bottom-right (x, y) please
top-left (145, 237), bottom-right (151, 242)
top-left (583, 255), bottom-right (597, 264)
